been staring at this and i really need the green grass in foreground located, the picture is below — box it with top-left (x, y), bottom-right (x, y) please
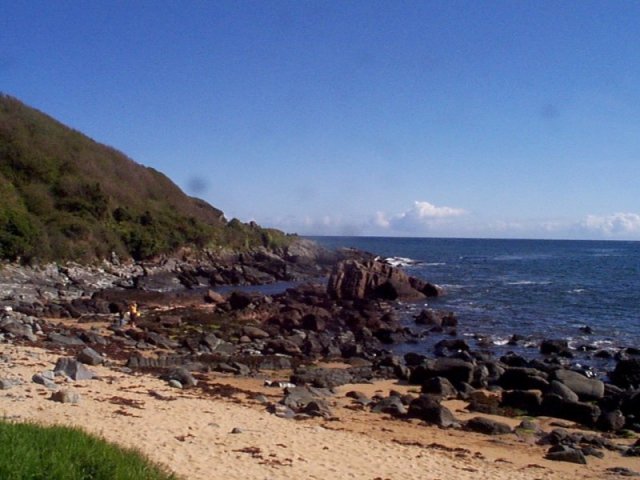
top-left (0, 421), bottom-right (179, 480)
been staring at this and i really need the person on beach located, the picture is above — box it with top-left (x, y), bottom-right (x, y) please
top-left (128, 302), bottom-right (139, 326)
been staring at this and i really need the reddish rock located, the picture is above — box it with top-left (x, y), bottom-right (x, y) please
top-left (327, 259), bottom-right (426, 301)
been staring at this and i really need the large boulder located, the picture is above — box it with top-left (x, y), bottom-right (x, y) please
top-left (54, 358), bottom-right (96, 381)
top-left (409, 358), bottom-right (475, 387)
top-left (327, 259), bottom-right (426, 301)
top-left (500, 389), bottom-right (543, 414)
top-left (545, 445), bottom-right (587, 464)
top-left (407, 395), bottom-right (458, 427)
top-left (498, 367), bottom-right (549, 391)
top-left (415, 309), bottom-right (457, 327)
top-left (281, 386), bottom-right (333, 419)
top-left (541, 394), bottom-right (601, 427)
top-left (465, 417), bottom-right (512, 435)
top-left (553, 369), bottom-right (604, 401)
top-left (611, 358), bottom-right (640, 389)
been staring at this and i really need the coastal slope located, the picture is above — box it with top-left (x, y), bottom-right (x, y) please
top-left (0, 94), bottom-right (290, 262)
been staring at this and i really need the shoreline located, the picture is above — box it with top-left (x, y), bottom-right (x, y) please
top-left (1, 343), bottom-right (637, 480)
top-left (1, 249), bottom-right (639, 478)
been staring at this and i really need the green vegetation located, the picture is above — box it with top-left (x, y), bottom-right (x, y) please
top-left (0, 94), bottom-right (293, 262)
top-left (0, 421), bottom-right (178, 480)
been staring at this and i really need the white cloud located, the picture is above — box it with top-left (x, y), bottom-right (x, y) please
top-left (373, 211), bottom-right (390, 229)
top-left (582, 212), bottom-right (640, 236)
top-left (404, 201), bottom-right (467, 219)
top-left (378, 200), bottom-right (467, 232)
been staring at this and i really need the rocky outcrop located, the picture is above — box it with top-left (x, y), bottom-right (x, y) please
top-left (327, 259), bottom-right (443, 301)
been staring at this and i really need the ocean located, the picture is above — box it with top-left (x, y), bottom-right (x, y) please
top-left (310, 236), bottom-right (640, 372)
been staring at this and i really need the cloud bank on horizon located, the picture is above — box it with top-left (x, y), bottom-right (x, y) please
top-left (266, 200), bottom-right (640, 241)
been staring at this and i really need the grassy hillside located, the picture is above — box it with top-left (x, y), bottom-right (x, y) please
top-left (0, 94), bottom-right (291, 262)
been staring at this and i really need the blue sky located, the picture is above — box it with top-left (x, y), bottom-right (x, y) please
top-left (2, 1), bottom-right (640, 239)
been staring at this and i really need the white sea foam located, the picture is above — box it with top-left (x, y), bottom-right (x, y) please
top-left (385, 256), bottom-right (420, 267)
top-left (505, 280), bottom-right (551, 286)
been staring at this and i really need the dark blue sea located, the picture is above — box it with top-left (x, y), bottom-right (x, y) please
top-left (310, 236), bottom-right (640, 371)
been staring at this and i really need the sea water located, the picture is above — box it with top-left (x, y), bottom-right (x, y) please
top-left (310, 236), bottom-right (640, 370)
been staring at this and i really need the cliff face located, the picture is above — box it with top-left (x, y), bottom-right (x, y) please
top-left (0, 94), bottom-right (290, 262)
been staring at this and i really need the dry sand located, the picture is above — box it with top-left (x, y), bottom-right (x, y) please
top-left (0, 344), bottom-right (637, 480)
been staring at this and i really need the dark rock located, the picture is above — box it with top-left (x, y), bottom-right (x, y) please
top-left (548, 380), bottom-right (579, 403)
top-left (407, 395), bottom-right (458, 427)
top-left (327, 259), bottom-right (425, 301)
top-left (553, 369), bottom-right (604, 401)
top-left (290, 366), bottom-right (373, 388)
top-left (346, 391), bottom-right (372, 406)
top-left (242, 326), bottom-right (270, 339)
top-left (0, 321), bottom-right (37, 342)
top-left (545, 445), bottom-right (587, 464)
top-left (625, 447), bottom-right (640, 457)
top-left (48, 332), bottom-right (85, 347)
top-left (581, 446), bottom-right (604, 458)
top-left (605, 467), bottom-right (640, 477)
top-left (597, 409), bottom-right (626, 432)
top-left (32, 372), bottom-right (57, 389)
top-left (162, 367), bottom-right (197, 387)
top-left (265, 338), bottom-right (302, 356)
top-left (611, 358), bottom-right (640, 388)
top-left (409, 358), bottom-right (474, 387)
top-left (465, 416), bottom-right (512, 435)
top-left (404, 352), bottom-right (427, 366)
top-left (517, 419), bottom-right (541, 433)
top-left (500, 389), bottom-right (542, 414)
top-left (415, 309), bottom-right (456, 327)
top-left (467, 390), bottom-right (501, 414)
top-left (594, 350), bottom-right (613, 359)
top-left (78, 331), bottom-right (109, 346)
top-left (434, 339), bottom-right (469, 357)
top-left (146, 332), bottom-right (180, 349)
top-left (411, 279), bottom-right (446, 297)
top-left (303, 400), bottom-right (333, 418)
top-left (540, 339), bottom-right (572, 357)
top-left (269, 404), bottom-right (296, 419)
top-left (282, 386), bottom-right (321, 410)
top-left (255, 355), bottom-right (293, 371)
top-left (500, 353), bottom-right (529, 368)
top-left (282, 386), bottom-right (333, 418)
top-left (499, 367), bottom-right (549, 391)
top-left (541, 394), bottom-right (601, 427)
top-left (301, 312), bottom-right (328, 332)
top-left (77, 347), bottom-right (103, 366)
top-left (421, 377), bottom-right (458, 399)
top-left (228, 291), bottom-right (255, 310)
top-left (54, 358), bottom-right (96, 380)
top-left (371, 395), bottom-right (407, 416)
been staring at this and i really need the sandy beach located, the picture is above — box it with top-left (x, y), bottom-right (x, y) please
top-left (1, 343), bottom-right (637, 480)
